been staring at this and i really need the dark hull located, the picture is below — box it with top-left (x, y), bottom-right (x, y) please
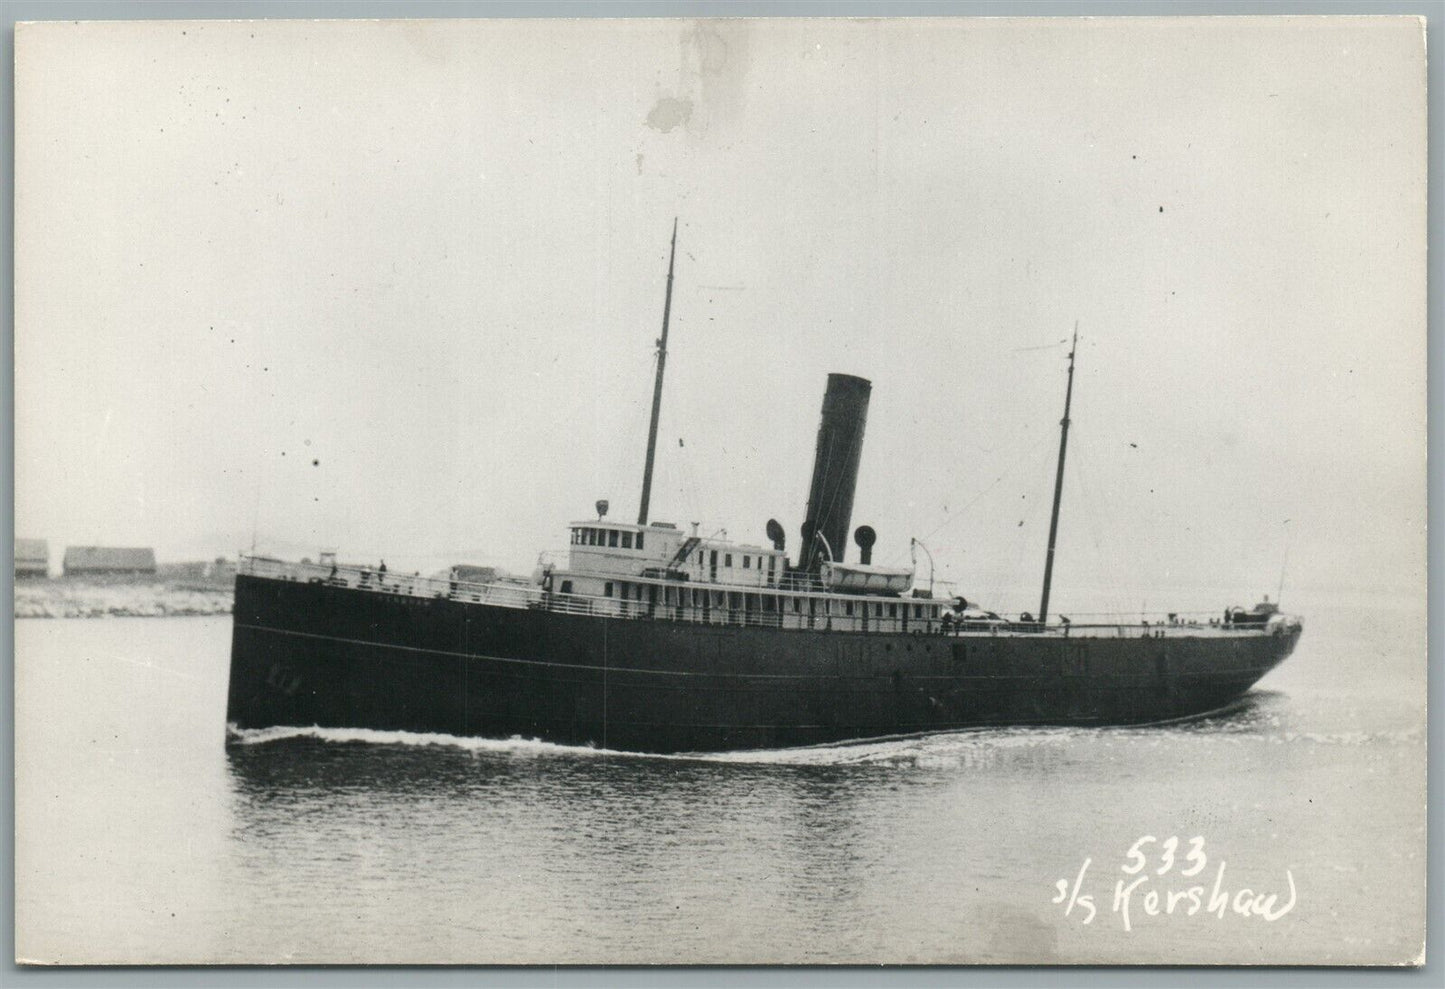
top-left (226, 575), bottom-right (1301, 754)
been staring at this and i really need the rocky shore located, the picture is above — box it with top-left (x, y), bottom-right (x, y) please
top-left (14, 580), bottom-right (233, 619)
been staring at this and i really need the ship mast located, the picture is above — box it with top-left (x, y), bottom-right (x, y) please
top-left (638, 218), bottom-right (678, 526)
top-left (1038, 323), bottom-right (1078, 627)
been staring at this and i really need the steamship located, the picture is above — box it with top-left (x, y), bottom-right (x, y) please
top-left (226, 224), bottom-right (1303, 754)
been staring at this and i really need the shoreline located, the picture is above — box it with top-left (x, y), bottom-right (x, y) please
top-left (14, 580), bottom-right (233, 619)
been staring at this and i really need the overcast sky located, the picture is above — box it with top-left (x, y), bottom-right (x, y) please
top-left (15, 16), bottom-right (1426, 613)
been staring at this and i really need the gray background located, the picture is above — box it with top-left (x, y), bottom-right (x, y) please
top-left (4, 1), bottom-right (1439, 986)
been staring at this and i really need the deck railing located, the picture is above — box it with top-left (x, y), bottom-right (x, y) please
top-left (237, 556), bottom-right (1288, 638)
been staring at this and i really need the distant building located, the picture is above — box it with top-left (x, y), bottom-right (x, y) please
top-left (63, 546), bottom-right (157, 577)
top-left (155, 557), bottom-right (237, 587)
top-left (451, 564), bottom-right (499, 585)
top-left (155, 561), bottom-right (209, 582)
top-left (15, 538), bottom-right (49, 578)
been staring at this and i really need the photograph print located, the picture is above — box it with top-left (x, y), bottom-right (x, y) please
top-left (13, 14), bottom-right (1428, 965)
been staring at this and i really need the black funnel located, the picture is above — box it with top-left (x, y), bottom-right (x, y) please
top-left (798, 374), bottom-right (872, 572)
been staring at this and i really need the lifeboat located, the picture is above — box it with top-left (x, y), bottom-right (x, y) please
top-left (818, 560), bottom-right (914, 595)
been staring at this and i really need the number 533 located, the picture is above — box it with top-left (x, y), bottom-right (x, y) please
top-left (1122, 835), bottom-right (1208, 877)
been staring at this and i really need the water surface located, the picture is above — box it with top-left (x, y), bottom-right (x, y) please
top-left (14, 592), bottom-right (1425, 964)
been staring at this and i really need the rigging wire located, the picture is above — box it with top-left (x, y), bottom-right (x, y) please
top-left (1066, 419), bottom-right (1134, 618)
top-left (656, 342), bottom-right (707, 529)
top-left (1276, 519), bottom-right (1291, 605)
top-left (993, 434), bottom-right (1053, 613)
top-left (662, 434), bottom-right (705, 534)
top-left (1011, 338), bottom-right (1071, 353)
top-left (880, 429), bottom-right (1056, 569)
top-left (603, 347), bottom-right (660, 518)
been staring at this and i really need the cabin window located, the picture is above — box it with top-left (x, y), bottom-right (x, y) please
top-left (608, 530), bottom-right (619, 548)
top-left (604, 582), bottom-right (613, 597)
top-left (723, 554), bottom-right (731, 567)
top-left (622, 532), bottom-right (633, 549)
top-left (793, 597), bottom-right (802, 613)
top-left (571, 529), bottom-right (579, 545)
top-left (560, 580), bottom-right (573, 594)
top-left (743, 556), bottom-right (750, 569)
top-left (845, 601), bottom-right (854, 616)
top-left (768, 556), bottom-right (775, 575)
top-left (591, 529), bottom-right (601, 546)
top-left (914, 604), bottom-right (923, 618)
top-left (875, 602), bottom-right (883, 616)
top-left (636, 533), bottom-right (644, 551)
top-left (888, 603), bottom-right (898, 618)
top-left (763, 595), bottom-right (775, 612)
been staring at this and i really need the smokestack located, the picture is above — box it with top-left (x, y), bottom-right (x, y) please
top-left (798, 373), bottom-right (872, 572)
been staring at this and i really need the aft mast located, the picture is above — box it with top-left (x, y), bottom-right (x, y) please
top-left (1038, 324), bottom-right (1078, 626)
top-left (638, 218), bottom-right (679, 526)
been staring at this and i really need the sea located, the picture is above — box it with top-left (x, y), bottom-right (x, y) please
top-left (13, 588), bottom-right (1426, 965)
